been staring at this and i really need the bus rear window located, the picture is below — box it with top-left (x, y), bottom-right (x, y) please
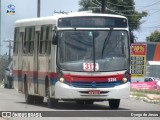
top-left (58, 17), bottom-right (127, 28)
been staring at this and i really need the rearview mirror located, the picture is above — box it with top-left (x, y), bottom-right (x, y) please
top-left (130, 31), bottom-right (135, 43)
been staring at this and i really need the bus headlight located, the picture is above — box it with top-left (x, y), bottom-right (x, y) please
top-left (57, 71), bottom-right (65, 83)
top-left (122, 77), bottom-right (128, 83)
top-left (122, 69), bottom-right (131, 83)
top-left (59, 77), bottom-right (65, 83)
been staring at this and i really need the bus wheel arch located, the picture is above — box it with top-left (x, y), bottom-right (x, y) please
top-left (46, 76), bottom-right (58, 108)
top-left (45, 76), bottom-right (49, 96)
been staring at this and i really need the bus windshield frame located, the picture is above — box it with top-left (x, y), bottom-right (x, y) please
top-left (56, 29), bottom-right (130, 72)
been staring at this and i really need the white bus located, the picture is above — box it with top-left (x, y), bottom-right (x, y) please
top-left (13, 12), bottom-right (131, 109)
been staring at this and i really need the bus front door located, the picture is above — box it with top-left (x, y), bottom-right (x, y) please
top-left (33, 31), bottom-right (40, 94)
top-left (18, 32), bottom-right (24, 92)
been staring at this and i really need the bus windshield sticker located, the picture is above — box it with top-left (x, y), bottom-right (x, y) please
top-left (83, 63), bottom-right (99, 71)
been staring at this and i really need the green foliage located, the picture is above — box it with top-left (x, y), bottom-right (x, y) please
top-left (79, 0), bottom-right (148, 31)
top-left (146, 30), bottom-right (160, 42)
top-left (0, 55), bottom-right (9, 81)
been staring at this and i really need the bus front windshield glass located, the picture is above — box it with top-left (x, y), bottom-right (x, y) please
top-left (57, 30), bottom-right (129, 72)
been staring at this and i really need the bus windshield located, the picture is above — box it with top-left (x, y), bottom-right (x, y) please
top-left (57, 30), bottom-right (130, 72)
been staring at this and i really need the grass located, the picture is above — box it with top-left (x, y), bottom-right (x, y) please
top-left (132, 92), bottom-right (146, 98)
top-left (131, 89), bottom-right (160, 102)
top-left (131, 89), bottom-right (160, 95)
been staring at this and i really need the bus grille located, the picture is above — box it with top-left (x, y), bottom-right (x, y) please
top-left (67, 81), bottom-right (122, 88)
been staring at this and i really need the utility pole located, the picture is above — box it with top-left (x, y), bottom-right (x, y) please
top-left (101, 0), bottom-right (106, 13)
top-left (4, 39), bottom-right (13, 63)
top-left (37, 0), bottom-right (40, 17)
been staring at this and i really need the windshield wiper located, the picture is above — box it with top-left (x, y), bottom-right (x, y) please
top-left (101, 28), bottom-right (113, 57)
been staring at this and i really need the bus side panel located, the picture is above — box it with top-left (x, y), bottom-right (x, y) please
top-left (13, 55), bottom-right (19, 91)
top-left (38, 56), bottom-right (50, 96)
top-left (22, 56), bottom-right (35, 95)
top-left (17, 31), bottom-right (25, 92)
top-left (50, 45), bottom-right (57, 98)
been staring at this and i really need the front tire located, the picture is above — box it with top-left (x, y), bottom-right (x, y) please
top-left (76, 100), bottom-right (85, 105)
top-left (4, 83), bottom-right (8, 88)
top-left (85, 100), bottom-right (94, 105)
top-left (109, 99), bottom-right (120, 109)
top-left (34, 96), bottom-right (44, 104)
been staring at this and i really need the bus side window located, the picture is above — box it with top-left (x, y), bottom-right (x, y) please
top-left (28, 27), bottom-right (35, 54)
top-left (39, 26), bottom-right (46, 54)
top-left (45, 25), bottom-right (52, 54)
top-left (39, 25), bottom-right (52, 55)
top-left (24, 27), bottom-right (34, 54)
top-left (24, 27), bottom-right (29, 54)
top-left (13, 28), bottom-right (19, 54)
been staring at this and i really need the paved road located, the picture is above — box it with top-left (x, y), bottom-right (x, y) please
top-left (0, 85), bottom-right (160, 120)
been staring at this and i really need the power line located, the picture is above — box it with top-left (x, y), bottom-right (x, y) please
top-left (89, 1), bottom-right (160, 17)
top-left (105, 7), bottom-right (146, 17)
top-left (106, 7), bottom-right (124, 15)
top-left (90, 0), bottom-right (100, 7)
top-left (95, 0), bottom-right (101, 6)
top-left (149, 9), bottom-right (160, 15)
top-left (4, 39), bottom-right (13, 63)
top-left (136, 1), bottom-right (160, 10)
top-left (90, 0), bottom-right (106, 13)
top-left (106, 1), bottom-right (134, 8)
top-left (106, 0), bottom-right (160, 10)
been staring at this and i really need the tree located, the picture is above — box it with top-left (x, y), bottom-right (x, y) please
top-left (146, 30), bottom-right (160, 42)
top-left (79, 0), bottom-right (148, 32)
top-left (0, 55), bottom-right (9, 81)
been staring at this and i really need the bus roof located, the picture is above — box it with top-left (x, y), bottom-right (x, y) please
top-left (15, 12), bottom-right (127, 27)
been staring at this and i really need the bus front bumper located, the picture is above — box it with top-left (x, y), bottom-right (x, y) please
top-left (54, 82), bottom-right (130, 100)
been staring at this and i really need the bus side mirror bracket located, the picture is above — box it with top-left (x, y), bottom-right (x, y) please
top-left (130, 30), bottom-right (134, 43)
top-left (52, 32), bottom-right (58, 45)
top-left (52, 26), bottom-right (58, 45)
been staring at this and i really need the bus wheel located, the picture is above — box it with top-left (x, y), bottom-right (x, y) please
top-left (47, 86), bottom-right (57, 108)
top-left (4, 83), bottom-right (8, 88)
top-left (108, 99), bottom-right (120, 109)
top-left (76, 100), bottom-right (85, 105)
top-left (34, 96), bottom-right (44, 104)
top-left (24, 77), bottom-right (34, 104)
top-left (85, 100), bottom-right (94, 105)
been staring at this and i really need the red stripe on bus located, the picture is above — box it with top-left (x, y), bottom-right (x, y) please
top-left (63, 74), bottom-right (124, 82)
top-left (13, 70), bottom-right (123, 82)
top-left (13, 70), bottom-right (57, 79)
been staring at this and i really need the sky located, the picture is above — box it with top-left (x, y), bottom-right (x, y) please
top-left (0, 0), bottom-right (79, 55)
top-left (1, 0), bottom-right (160, 55)
top-left (134, 0), bottom-right (160, 42)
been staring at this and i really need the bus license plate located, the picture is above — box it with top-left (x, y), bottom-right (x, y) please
top-left (88, 90), bottom-right (100, 95)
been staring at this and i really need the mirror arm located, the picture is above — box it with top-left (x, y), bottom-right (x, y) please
top-left (52, 26), bottom-right (58, 45)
